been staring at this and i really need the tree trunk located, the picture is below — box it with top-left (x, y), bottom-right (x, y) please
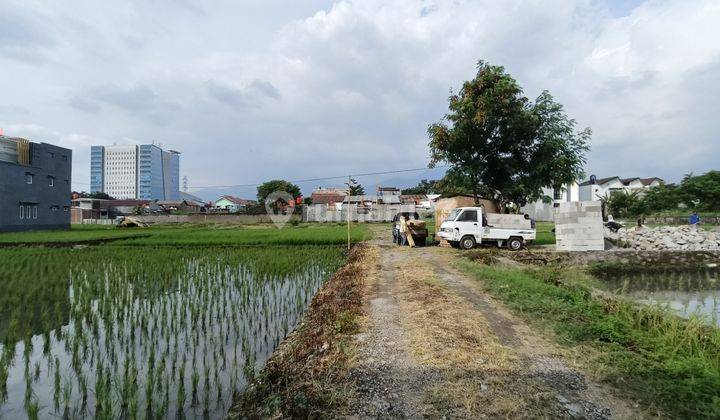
top-left (472, 178), bottom-right (479, 205)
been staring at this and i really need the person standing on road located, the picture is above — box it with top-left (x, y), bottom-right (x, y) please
top-left (690, 212), bottom-right (700, 227)
top-left (399, 215), bottom-right (415, 247)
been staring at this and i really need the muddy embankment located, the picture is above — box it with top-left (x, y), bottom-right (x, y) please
top-left (228, 244), bottom-right (375, 419)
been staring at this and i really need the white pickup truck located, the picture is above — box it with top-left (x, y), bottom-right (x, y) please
top-left (437, 207), bottom-right (536, 250)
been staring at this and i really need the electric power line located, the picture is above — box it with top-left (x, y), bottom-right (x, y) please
top-left (185, 165), bottom-right (450, 190)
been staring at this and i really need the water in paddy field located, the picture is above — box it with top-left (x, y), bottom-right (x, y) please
top-left (597, 267), bottom-right (720, 327)
top-left (0, 249), bottom-right (341, 419)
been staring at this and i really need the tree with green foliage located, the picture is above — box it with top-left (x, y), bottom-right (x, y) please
top-left (348, 183), bottom-right (365, 196)
top-left (402, 179), bottom-right (439, 195)
top-left (428, 61), bottom-right (590, 210)
top-left (77, 191), bottom-right (115, 200)
top-left (677, 171), bottom-right (720, 211)
top-left (642, 183), bottom-right (681, 213)
top-left (604, 191), bottom-right (646, 219)
top-left (256, 180), bottom-right (301, 203)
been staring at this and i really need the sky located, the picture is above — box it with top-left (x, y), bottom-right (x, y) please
top-left (1, 0), bottom-right (718, 201)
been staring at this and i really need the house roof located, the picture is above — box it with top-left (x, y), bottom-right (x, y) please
top-left (107, 199), bottom-right (151, 207)
top-left (579, 176), bottom-right (620, 186)
top-left (580, 176), bottom-right (664, 187)
top-left (377, 186), bottom-right (400, 192)
top-left (640, 177), bottom-right (664, 186)
top-left (180, 191), bottom-right (204, 203)
top-left (620, 177), bottom-right (641, 185)
top-left (400, 194), bottom-right (424, 203)
top-left (157, 200), bottom-right (196, 207)
top-left (217, 195), bottom-right (255, 206)
top-left (311, 192), bottom-right (346, 205)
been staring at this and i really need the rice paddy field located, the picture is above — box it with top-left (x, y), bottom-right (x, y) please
top-left (0, 223), bottom-right (368, 418)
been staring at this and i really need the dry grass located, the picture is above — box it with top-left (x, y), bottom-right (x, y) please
top-left (395, 256), bottom-right (513, 370)
top-left (228, 244), bottom-right (377, 419)
top-left (391, 252), bottom-right (572, 418)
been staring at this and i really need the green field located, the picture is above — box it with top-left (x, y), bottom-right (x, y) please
top-left (534, 221), bottom-right (555, 245)
top-left (0, 223), bottom-right (371, 246)
top-left (0, 223), bottom-right (358, 418)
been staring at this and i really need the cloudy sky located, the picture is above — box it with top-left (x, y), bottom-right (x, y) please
top-left (1, 0), bottom-right (718, 200)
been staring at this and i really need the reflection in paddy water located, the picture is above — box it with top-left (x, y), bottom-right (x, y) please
top-left (597, 267), bottom-right (720, 327)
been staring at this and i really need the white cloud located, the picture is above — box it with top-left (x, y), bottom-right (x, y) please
top-left (0, 0), bottom-right (718, 198)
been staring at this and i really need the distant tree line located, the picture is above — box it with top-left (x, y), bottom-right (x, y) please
top-left (605, 171), bottom-right (720, 218)
top-left (75, 191), bottom-right (115, 200)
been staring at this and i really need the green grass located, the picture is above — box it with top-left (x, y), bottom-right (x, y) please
top-left (534, 221), bottom-right (555, 245)
top-left (0, 224), bottom-right (146, 244)
top-left (455, 259), bottom-right (720, 418)
top-left (0, 223), bottom-right (372, 246)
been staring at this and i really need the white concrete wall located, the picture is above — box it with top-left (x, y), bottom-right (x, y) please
top-left (554, 201), bottom-right (604, 251)
top-left (520, 183), bottom-right (579, 222)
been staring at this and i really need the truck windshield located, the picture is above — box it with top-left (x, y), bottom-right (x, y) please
top-left (444, 209), bottom-right (461, 222)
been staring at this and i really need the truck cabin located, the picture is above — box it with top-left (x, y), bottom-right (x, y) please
top-left (445, 207), bottom-right (488, 226)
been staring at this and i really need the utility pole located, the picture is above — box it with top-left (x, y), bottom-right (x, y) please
top-left (347, 175), bottom-right (351, 250)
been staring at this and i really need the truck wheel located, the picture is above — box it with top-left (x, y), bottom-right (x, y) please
top-left (507, 237), bottom-right (523, 251)
top-left (460, 235), bottom-right (476, 250)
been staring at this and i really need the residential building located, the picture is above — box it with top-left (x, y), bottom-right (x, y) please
top-left (520, 183), bottom-right (580, 222)
top-left (578, 176), bottom-right (663, 201)
top-left (157, 200), bottom-right (204, 214)
top-left (376, 186), bottom-right (401, 204)
top-left (420, 194), bottom-right (442, 210)
top-left (521, 177), bottom-right (664, 221)
top-left (214, 195), bottom-right (255, 213)
top-left (311, 188), bottom-right (347, 209)
top-left (0, 135), bottom-right (72, 232)
top-left (90, 144), bottom-right (180, 200)
top-left (400, 194), bottom-right (424, 206)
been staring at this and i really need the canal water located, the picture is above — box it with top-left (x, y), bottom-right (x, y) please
top-left (596, 266), bottom-right (720, 326)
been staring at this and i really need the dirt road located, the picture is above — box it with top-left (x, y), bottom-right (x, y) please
top-left (347, 230), bottom-right (641, 419)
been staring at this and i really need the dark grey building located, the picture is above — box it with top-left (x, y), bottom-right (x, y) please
top-left (0, 135), bottom-right (72, 232)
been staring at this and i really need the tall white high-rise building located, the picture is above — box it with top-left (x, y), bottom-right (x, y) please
top-left (90, 144), bottom-right (180, 200)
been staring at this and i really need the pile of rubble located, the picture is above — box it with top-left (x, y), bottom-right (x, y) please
top-left (606, 225), bottom-right (720, 251)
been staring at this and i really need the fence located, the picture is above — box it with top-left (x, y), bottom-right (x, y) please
top-left (303, 204), bottom-right (425, 222)
top-left (75, 214), bottom-right (300, 225)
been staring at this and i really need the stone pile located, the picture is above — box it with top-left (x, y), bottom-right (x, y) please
top-left (606, 225), bottom-right (720, 251)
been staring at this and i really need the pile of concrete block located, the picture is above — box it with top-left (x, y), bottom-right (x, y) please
top-left (554, 202), bottom-right (604, 251)
top-left (486, 213), bottom-right (532, 229)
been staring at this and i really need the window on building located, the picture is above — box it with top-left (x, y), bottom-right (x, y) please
top-left (26, 173), bottom-right (33, 184)
top-left (63, 206), bottom-right (69, 212)
top-left (51, 205), bottom-right (59, 212)
top-left (49, 176), bottom-right (55, 187)
top-left (553, 188), bottom-right (563, 200)
top-left (19, 205), bottom-right (24, 219)
top-left (26, 205), bottom-right (31, 219)
top-left (62, 155), bottom-right (68, 161)
top-left (33, 206), bottom-right (38, 219)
